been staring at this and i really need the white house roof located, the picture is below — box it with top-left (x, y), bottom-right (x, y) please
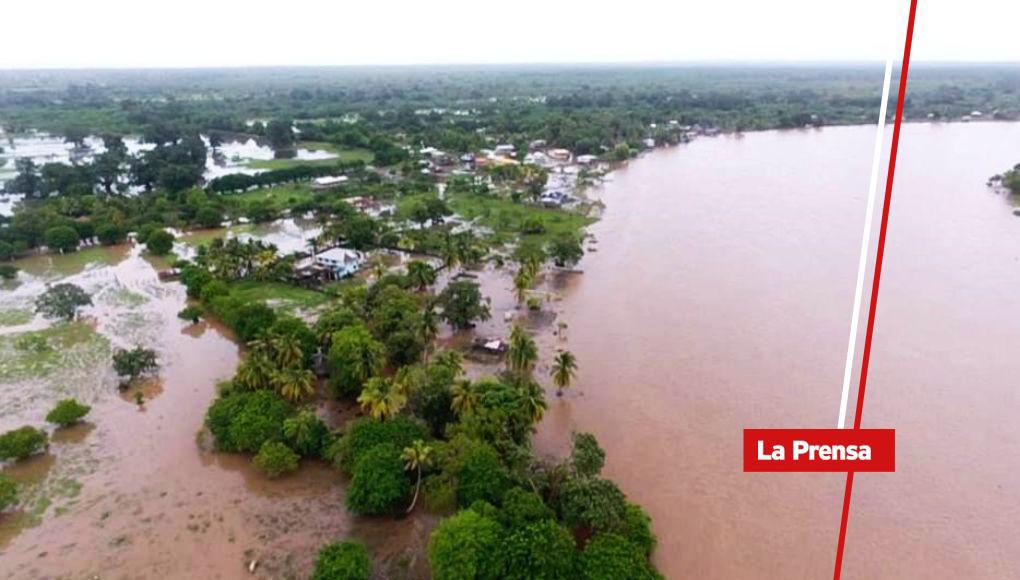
top-left (313, 175), bottom-right (348, 186)
top-left (316, 248), bottom-right (362, 263)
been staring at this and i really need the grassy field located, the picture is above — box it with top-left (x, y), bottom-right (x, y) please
top-left (227, 280), bottom-right (330, 312)
top-left (14, 246), bottom-right (129, 279)
top-left (244, 141), bottom-right (374, 170)
top-left (224, 183), bottom-right (316, 210)
top-left (443, 191), bottom-right (594, 245)
top-left (0, 309), bottom-right (33, 327)
top-left (0, 322), bottom-right (110, 382)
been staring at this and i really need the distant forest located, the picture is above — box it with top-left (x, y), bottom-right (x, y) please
top-left (1, 64), bottom-right (1018, 156)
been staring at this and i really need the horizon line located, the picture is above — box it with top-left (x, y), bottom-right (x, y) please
top-left (1, 59), bottom-right (1019, 73)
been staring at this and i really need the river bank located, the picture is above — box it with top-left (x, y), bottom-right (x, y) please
top-left (525, 121), bottom-right (1020, 579)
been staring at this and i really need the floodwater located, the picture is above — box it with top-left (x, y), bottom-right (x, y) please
top-left (0, 245), bottom-right (432, 579)
top-left (0, 132), bottom-right (338, 203)
top-left (533, 122), bottom-right (1020, 579)
top-left (5, 122), bottom-right (1020, 579)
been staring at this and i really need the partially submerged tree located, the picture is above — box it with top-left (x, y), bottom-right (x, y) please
top-left (436, 281), bottom-right (490, 329)
top-left (551, 350), bottom-right (578, 396)
top-left (507, 325), bottom-right (538, 377)
top-left (177, 306), bottom-right (202, 324)
top-left (45, 398), bottom-right (92, 427)
top-left (311, 541), bottom-right (371, 580)
top-left (35, 283), bottom-right (92, 320)
top-left (112, 346), bottom-right (159, 385)
top-left (0, 426), bottom-right (48, 461)
top-left (0, 474), bottom-right (17, 512)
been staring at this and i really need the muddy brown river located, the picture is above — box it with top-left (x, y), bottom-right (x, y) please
top-left (535, 121), bottom-right (1020, 579)
top-left (3, 122), bottom-right (1020, 579)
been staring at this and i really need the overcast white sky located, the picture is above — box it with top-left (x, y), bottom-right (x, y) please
top-left (0, 0), bottom-right (1015, 69)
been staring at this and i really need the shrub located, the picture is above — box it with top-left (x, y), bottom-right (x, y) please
top-left (571, 432), bottom-right (606, 478)
top-left (311, 541), bottom-right (371, 580)
top-left (232, 302), bottom-right (277, 342)
top-left (253, 441), bottom-right (299, 478)
top-left (560, 477), bottom-right (628, 533)
top-left (176, 304), bottom-right (201, 323)
top-left (502, 519), bottom-right (577, 580)
top-left (428, 507), bottom-right (504, 580)
top-left (180, 266), bottom-right (213, 298)
top-left (146, 229), bottom-right (175, 255)
top-left (423, 474), bottom-right (458, 513)
top-left (498, 487), bottom-right (554, 529)
top-left (44, 225), bottom-right (80, 253)
top-left (196, 206), bottom-right (223, 228)
top-left (35, 283), bottom-right (92, 320)
top-left (45, 398), bottom-right (91, 427)
top-left (619, 503), bottom-right (657, 556)
top-left (0, 474), bottom-right (17, 512)
top-left (205, 390), bottom-right (293, 453)
top-left (346, 443), bottom-right (411, 515)
top-left (112, 346), bottom-right (159, 383)
top-left (330, 416), bottom-right (428, 473)
top-left (579, 533), bottom-right (662, 580)
top-left (0, 426), bottom-right (48, 461)
top-left (456, 442), bottom-right (509, 508)
top-left (96, 224), bottom-right (125, 246)
top-left (0, 264), bottom-right (18, 279)
top-left (327, 324), bottom-right (384, 397)
top-left (282, 409), bottom-right (331, 458)
top-left (200, 279), bottom-right (229, 302)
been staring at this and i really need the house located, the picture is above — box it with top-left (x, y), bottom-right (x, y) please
top-left (642, 138), bottom-right (656, 149)
top-left (576, 154), bottom-right (598, 166)
top-left (312, 175), bottom-right (348, 190)
top-left (529, 139), bottom-right (547, 150)
top-left (547, 148), bottom-right (571, 162)
top-left (494, 144), bottom-right (516, 156)
top-left (524, 151), bottom-right (550, 166)
top-left (539, 190), bottom-right (567, 208)
top-left (313, 248), bottom-right (365, 279)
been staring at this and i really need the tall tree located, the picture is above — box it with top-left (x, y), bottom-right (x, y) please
top-left (401, 439), bottom-right (433, 513)
top-left (551, 350), bottom-right (578, 396)
top-left (507, 325), bottom-right (538, 377)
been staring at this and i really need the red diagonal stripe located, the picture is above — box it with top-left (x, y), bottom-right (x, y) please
top-left (832, 1), bottom-right (919, 578)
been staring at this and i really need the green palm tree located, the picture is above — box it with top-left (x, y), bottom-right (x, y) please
top-left (270, 333), bottom-right (304, 369)
top-left (401, 439), bottom-right (433, 514)
top-left (551, 350), bottom-right (578, 397)
top-left (407, 260), bottom-right (437, 291)
top-left (513, 268), bottom-right (533, 305)
top-left (419, 305), bottom-right (440, 363)
top-left (235, 351), bottom-right (274, 391)
top-left (273, 366), bottom-right (316, 402)
top-left (519, 380), bottom-right (547, 424)
top-left (432, 349), bottom-right (463, 376)
top-left (507, 325), bottom-right (538, 376)
top-left (451, 380), bottom-right (479, 415)
top-left (357, 377), bottom-right (408, 420)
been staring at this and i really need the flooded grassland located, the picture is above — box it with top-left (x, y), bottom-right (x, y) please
top-left (0, 245), bottom-right (432, 579)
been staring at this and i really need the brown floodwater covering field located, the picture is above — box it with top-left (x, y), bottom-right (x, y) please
top-left (0, 247), bottom-right (434, 579)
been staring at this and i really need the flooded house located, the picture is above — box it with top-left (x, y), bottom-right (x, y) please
top-left (295, 247), bottom-right (365, 281)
